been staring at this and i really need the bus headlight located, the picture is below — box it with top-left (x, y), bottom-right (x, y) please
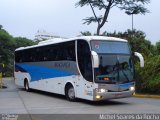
top-left (95, 88), bottom-right (107, 93)
top-left (129, 86), bottom-right (135, 91)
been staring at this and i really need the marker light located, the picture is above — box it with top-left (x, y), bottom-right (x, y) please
top-left (103, 77), bottom-right (109, 81)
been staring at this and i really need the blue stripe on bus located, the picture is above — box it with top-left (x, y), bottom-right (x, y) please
top-left (119, 82), bottom-right (134, 87)
top-left (15, 64), bottom-right (27, 72)
top-left (16, 64), bottom-right (74, 81)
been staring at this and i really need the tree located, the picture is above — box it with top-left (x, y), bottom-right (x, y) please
top-left (136, 55), bottom-right (160, 94)
top-left (0, 28), bottom-right (36, 76)
top-left (76, 0), bottom-right (150, 35)
top-left (0, 28), bottom-right (14, 76)
top-left (13, 37), bottom-right (36, 49)
top-left (0, 25), bottom-right (3, 30)
top-left (155, 41), bottom-right (160, 55)
top-left (80, 31), bottom-right (92, 36)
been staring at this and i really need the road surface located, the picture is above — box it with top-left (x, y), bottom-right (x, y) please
top-left (0, 78), bottom-right (160, 119)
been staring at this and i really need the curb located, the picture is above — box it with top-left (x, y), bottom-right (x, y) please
top-left (133, 93), bottom-right (160, 99)
top-left (2, 77), bottom-right (13, 81)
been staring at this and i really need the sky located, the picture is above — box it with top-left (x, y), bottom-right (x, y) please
top-left (0, 0), bottom-right (160, 44)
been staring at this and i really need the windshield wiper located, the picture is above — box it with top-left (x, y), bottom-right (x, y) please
top-left (112, 60), bottom-right (131, 83)
top-left (118, 62), bottom-right (130, 83)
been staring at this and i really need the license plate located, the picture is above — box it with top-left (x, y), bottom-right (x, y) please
top-left (115, 93), bottom-right (122, 97)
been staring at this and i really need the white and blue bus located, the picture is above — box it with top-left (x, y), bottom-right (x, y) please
top-left (14, 36), bottom-right (144, 101)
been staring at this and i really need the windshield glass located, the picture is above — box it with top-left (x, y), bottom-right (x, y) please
top-left (91, 40), bottom-right (134, 84)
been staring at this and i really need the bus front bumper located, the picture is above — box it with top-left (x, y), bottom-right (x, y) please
top-left (94, 91), bottom-right (134, 101)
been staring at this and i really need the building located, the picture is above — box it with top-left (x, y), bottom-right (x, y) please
top-left (34, 30), bottom-right (60, 41)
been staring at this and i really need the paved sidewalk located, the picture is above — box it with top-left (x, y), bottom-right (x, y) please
top-left (0, 77), bottom-right (17, 92)
top-left (0, 78), bottom-right (27, 114)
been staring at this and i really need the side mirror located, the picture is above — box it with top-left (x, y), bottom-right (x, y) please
top-left (134, 52), bottom-right (144, 67)
top-left (91, 51), bottom-right (99, 68)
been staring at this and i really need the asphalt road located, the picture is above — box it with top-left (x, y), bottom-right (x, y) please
top-left (0, 78), bottom-right (160, 115)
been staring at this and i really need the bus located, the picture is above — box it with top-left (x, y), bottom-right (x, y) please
top-left (14, 36), bottom-right (144, 101)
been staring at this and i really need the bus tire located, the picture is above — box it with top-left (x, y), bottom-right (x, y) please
top-left (24, 79), bottom-right (30, 92)
top-left (65, 84), bottom-right (76, 102)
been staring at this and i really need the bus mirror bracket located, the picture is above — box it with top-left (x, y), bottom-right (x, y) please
top-left (91, 51), bottom-right (99, 68)
top-left (134, 52), bottom-right (144, 67)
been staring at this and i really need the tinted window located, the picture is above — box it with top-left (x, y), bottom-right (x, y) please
top-left (77, 40), bottom-right (93, 82)
top-left (15, 41), bottom-right (76, 63)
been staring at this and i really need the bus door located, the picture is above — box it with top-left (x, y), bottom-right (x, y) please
top-left (74, 74), bottom-right (85, 98)
top-left (77, 40), bottom-right (94, 100)
top-left (75, 74), bottom-right (93, 100)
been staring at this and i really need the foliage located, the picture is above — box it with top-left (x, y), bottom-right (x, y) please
top-left (80, 31), bottom-right (92, 36)
top-left (155, 41), bottom-right (160, 55)
top-left (0, 25), bottom-right (3, 30)
top-left (13, 37), bottom-right (36, 48)
top-left (0, 26), bottom-right (36, 76)
top-left (0, 28), bottom-right (14, 76)
top-left (136, 56), bottom-right (160, 94)
top-left (76, 0), bottom-right (150, 35)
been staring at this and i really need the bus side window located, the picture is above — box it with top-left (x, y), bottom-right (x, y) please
top-left (77, 40), bottom-right (93, 82)
top-left (65, 41), bottom-right (75, 61)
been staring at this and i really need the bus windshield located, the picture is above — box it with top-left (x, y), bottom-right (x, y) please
top-left (91, 40), bottom-right (134, 84)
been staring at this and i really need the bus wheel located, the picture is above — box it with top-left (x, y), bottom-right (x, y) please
top-left (65, 85), bottom-right (76, 102)
top-left (24, 80), bottom-right (30, 92)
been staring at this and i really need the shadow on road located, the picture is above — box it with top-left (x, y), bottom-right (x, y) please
top-left (79, 99), bottom-right (130, 106)
top-left (19, 88), bottom-right (67, 99)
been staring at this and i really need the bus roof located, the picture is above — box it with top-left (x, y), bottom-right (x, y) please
top-left (15, 36), bottom-right (128, 51)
